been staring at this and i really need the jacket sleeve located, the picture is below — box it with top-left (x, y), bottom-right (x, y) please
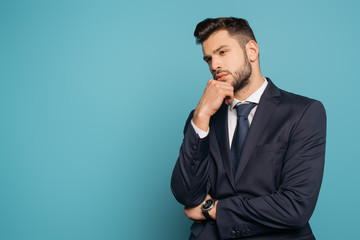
top-left (216, 100), bottom-right (326, 239)
top-left (171, 110), bottom-right (211, 207)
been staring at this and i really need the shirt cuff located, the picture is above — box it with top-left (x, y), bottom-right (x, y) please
top-left (191, 119), bottom-right (209, 139)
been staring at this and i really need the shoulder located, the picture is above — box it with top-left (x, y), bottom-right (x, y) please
top-left (264, 79), bottom-right (326, 126)
top-left (274, 89), bottom-right (327, 136)
top-left (276, 87), bottom-right (325, 114)
top-left (279, 87), bottom-right (316, 103)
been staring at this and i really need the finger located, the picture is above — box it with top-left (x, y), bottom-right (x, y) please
top-left (224, 90), bottom-right (234, 104)
top-left (225, 96), bottom-right (233, 105)
top-left (215, 84), bottom-right (233, 94)
top-left (220, 88), bottom-right (234, 99)
top-left (216, 81), bottom-right (233, 87)
top-left (214, 84), bottom-right (234, 94)
top-left (207, 79), bottom-right (233, 89)
top-left (209, 80), bottom-right (233, 88)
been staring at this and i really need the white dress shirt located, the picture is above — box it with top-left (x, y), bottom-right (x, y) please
top-left (191, 78), bottom-right (268, 148)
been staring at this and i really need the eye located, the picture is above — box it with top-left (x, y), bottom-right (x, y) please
top-left (204, 57), bottom-right (211, 64)
top-left (219, 50), bottom-right (227, 55)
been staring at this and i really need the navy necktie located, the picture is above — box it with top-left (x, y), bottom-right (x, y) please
top-left (231, 102), bottom-right (257, 176)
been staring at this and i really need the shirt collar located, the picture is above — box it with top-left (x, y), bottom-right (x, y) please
top-left (230, 78), bottom-right (268, 109)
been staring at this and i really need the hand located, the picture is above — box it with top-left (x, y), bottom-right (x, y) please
top-left (193, 79), bottom-right (234, 131)
top-left (184, 194), bottom-right (217, 221)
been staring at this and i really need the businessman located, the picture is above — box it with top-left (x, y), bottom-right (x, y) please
top-left (171, 17), bottom-right (326, 240)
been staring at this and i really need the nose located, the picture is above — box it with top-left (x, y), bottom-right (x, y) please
top-left (210, 57), bottom-right (222, 73)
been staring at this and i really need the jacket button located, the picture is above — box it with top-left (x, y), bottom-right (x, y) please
top-left (230, 230), bottom-right (235, 236)
top-left (192, 145), bottom-right (197, 150)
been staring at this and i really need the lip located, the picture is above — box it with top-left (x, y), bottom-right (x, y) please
top-left (216, 73), bottom-right (228, 80)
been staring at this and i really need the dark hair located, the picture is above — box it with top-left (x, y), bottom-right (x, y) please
top-left (194, 17), bottom-right (256, 47)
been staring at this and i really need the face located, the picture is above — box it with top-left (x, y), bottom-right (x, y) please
top-left (202, 30), bottom-right (252, 92)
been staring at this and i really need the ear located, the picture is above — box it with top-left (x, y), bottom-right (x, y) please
top-left (245, 40), bottom-right (259, 62)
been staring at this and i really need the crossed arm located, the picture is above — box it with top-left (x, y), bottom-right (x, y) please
top-left (183, 194), bottom-right (217, 221)
top-left (171, 100), bottom-right (326, 238)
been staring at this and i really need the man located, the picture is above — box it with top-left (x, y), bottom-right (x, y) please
top-left (171, 17), bottom-right (326, 240)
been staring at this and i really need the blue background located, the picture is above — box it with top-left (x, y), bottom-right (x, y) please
top-left (1, 0), bottom-right (359, 239)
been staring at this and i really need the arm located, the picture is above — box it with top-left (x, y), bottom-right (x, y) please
top-left (171, 79), bottom-right (234, 207)
top-left (215, 100), bottom-right (326, 238)
top-left (170, 110), bottom-right (211, 207)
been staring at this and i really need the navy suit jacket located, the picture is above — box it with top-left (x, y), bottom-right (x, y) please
top-left (171, 79), bottom-right (326, 240)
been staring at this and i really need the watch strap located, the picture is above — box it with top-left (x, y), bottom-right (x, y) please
top-left (202, 209), bottom-right (212, 220)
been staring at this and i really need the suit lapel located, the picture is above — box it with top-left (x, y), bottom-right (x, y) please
top-left (234, 79), bottom-right (281, 183)
top-left (212, 102), bottom-right (236, 191)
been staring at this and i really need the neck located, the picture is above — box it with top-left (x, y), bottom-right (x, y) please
top-left (234, 72), bottom-right (264, 101)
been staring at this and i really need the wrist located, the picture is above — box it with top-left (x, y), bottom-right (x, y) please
top-left (209, 200), bottom-right (217, 220)
top-left (193, 109), bottom-right (210, 132)
top-left (201, 198), bottom-right (217, 221)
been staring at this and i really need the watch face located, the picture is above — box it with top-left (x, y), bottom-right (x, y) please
top-left (202, 199), bottom-right (214, 210)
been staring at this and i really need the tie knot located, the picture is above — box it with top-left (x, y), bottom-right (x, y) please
top-left (234, 102), bottom-right (257, 118)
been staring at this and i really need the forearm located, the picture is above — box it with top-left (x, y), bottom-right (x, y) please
top-left (171, 113), bottom-right (211, 207)
top-left (172, 80), bottom-right (234, 207)
top-left (215, 163), bottom-right (324, 238)
top-left (216, 186), bottom-right (321, 238)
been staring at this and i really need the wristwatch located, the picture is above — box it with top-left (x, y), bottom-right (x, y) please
top-left (201, 198), bottom-right (216, 220)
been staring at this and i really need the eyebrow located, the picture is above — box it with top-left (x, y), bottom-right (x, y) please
top-left (203, 45), bottom-right (230, 62)
top-left (213, 45), bottom-right (229, 54)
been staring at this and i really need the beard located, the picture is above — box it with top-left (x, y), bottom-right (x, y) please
top-left (213, 56), bottom-right (252, 93)
top-left (232, 57), bottom-right (252, 93)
